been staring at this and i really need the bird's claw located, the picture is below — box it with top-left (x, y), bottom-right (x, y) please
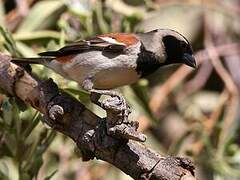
top-left (101, 95), bottom-right (130, 124)
top-left (89, 90), bottom-right (145, 142)
top-left (114, 94), bottom-right (131, 123)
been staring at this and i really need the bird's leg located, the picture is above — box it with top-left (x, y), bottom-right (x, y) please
top-left (82, 79), bottom-right (130, 123)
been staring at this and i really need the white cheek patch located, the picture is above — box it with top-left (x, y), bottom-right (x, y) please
top-left (99, 37), bottom-right (126, 46)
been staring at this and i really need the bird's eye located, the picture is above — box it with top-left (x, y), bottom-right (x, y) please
top-left (180, 41), bottom-right (188, 50)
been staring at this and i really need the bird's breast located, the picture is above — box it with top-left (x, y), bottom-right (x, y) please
top-left (92, 67), bottom-right (140, 89)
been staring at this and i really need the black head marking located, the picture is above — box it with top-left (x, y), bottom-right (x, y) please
top-left (136, 43), bottom-right (161, 77)
top-left (163, 35), bottom-right (190, 61)
top-left (162, 35), bottom-right (195, 67)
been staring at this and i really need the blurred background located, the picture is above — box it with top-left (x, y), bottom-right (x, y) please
top-left (0, 0), bottom-right (240, 179)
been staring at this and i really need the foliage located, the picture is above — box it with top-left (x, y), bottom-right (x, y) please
top-left (0, 0), bottom-right (240, 179)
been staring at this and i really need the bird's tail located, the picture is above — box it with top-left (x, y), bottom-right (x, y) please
top-left (11, 57), bottom-right (55, 64)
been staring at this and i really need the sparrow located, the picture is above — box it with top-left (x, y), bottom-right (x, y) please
top-left (12, 29), bottom-right (196, 119)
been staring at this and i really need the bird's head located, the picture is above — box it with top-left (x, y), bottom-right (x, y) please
top-left (161, 29), bottom-right (196, 68)
top-left (139, 29), bottom-right (196, 68)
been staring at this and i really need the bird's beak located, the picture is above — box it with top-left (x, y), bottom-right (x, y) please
top-left (183, 53), bottom-right (196, 68)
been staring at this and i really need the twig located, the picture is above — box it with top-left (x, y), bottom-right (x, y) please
top-left (149, 43), bottom-right (240, 116)
top-left (204, 17), bottom-right (239, 156)
top-left (191, 90), bottom-right (229, 155)
top-left (178, 60), bottom-right (213, 100)
top-left (182, 15), bottom-right (240, 156)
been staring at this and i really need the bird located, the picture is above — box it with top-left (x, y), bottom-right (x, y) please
top-left (12, 29), bottom-right (196, 120)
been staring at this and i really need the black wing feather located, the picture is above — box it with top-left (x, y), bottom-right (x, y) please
top-left (38, 38), bottom-right (126, 57)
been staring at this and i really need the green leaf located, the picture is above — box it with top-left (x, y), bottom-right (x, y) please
top-left (106, 0), bottom-right (146, 16)
top-left (2, 98), bottom-right (13, 126)
top-left (17, 0), bottom-right (66, 33)
top-left (95, 1), bottom-right (109, 33)
top-left (0, 26), bottom-right (19, 56)
top-left (11, 99), bottom-right (21, 139)
top-left (0, 172), bottom-right (9, 179)
top-left (19, 173), bottom-right (31, 180)
top-left (0, 161), bottom-right (9, 180)
top-left (16, 42), bottom-right (37, 57)
top-left (13, 31), bottom-right (63, 42)
top-left (0, 1), bottom-right (5, 27)
top-left (62, 88), bottom-right (89, 100)
top-left (4, 134), bottom-right (17, 157)
top-left (23, 112), bottom-right (41, 139)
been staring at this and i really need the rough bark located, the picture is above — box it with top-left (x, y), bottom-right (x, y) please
top-left (0, 53), bottom-right (196, 180)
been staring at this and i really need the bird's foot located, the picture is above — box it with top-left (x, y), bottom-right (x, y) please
top-left (102, 96), bottom-right (131, 123)
top-left (90, 90), bottom-right (131, 124)
top-left (89, 89), bottom-right (145, 142)
top-left (100, 96), bottom-right (146, 142)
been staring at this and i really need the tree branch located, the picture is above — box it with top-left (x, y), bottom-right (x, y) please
top-left (0, 53), bottom-right (196, 180)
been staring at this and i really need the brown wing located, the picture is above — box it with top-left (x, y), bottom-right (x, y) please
top-left (97, 33), bottom-right (139, 46)
top-left (38, 37), bottom-right (128, 57)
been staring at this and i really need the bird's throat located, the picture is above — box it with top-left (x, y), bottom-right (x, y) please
top-left (136, 44), bottom-right (161, 77)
